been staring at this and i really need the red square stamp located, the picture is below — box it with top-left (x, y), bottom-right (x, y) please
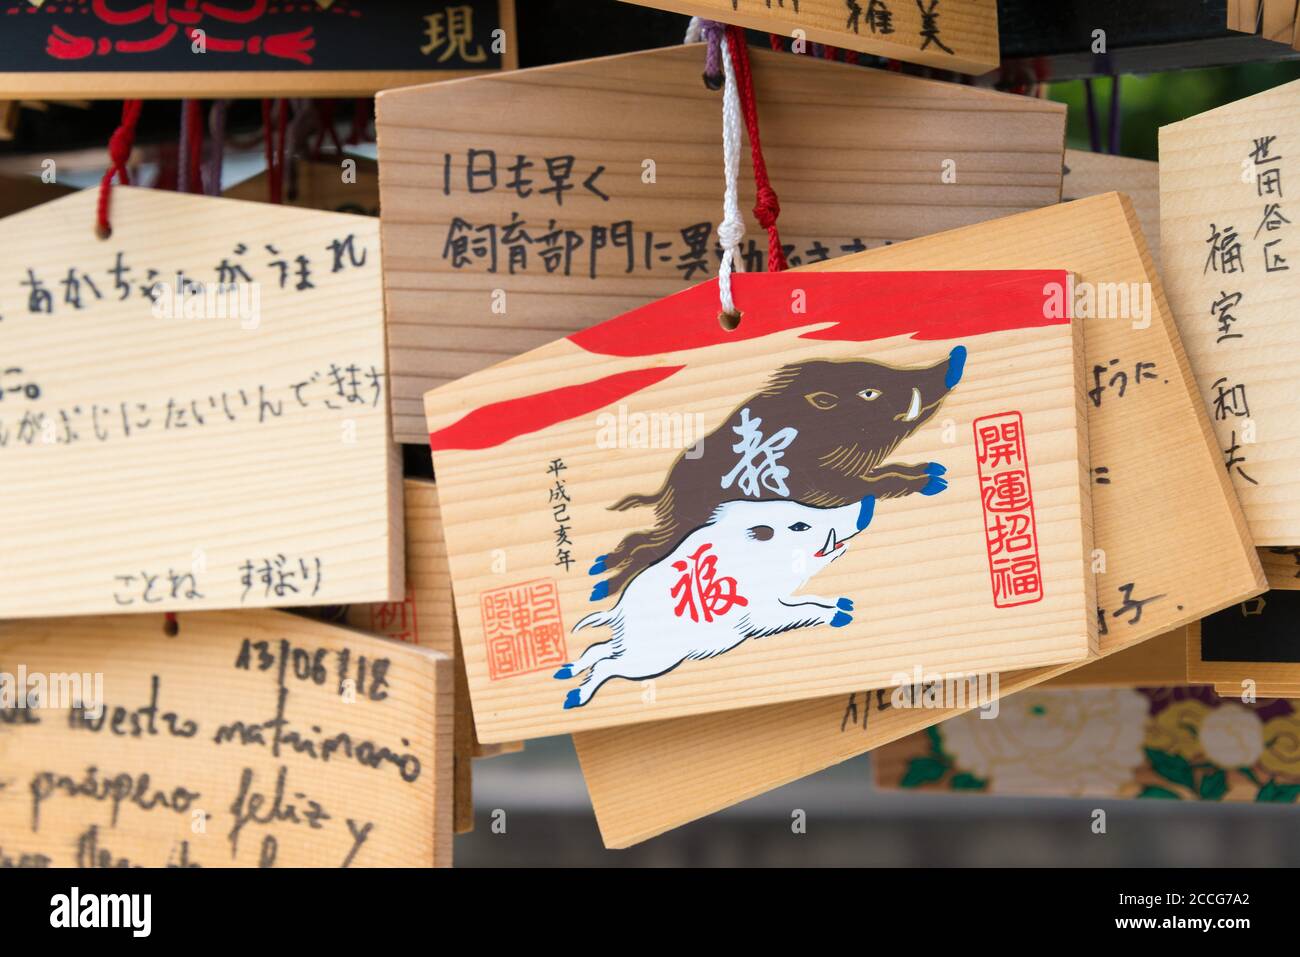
top-left (368, 587), bottom-right (420, 644)
top-left (480, 578), bottom-right (568, 680)
top-left (973, 411), bottom-right (1044, 608)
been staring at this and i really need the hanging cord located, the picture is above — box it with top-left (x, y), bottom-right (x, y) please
top-left (686, 17), bottom-right (725, 89)
top-left (203, 100), bottom-right (228, 196)
top-left (1083, 78), bottom-right (1100, 153)
top-left (188, 101), bottom-right (203, 193)
top-left (178, 99), bottom-right (203, 194)
top-left (261, 99), bottom-right (276, 201)
top-left (96, 99), bottom-right (144, 239)
top-left (1107, 75), bottom-right (1122, 155)
top-left (284, 98), bottom-right (313, 200)
top-left (1083, 75), bottom-right (1122, 154)
top-left (261, 98), bottom-right (289, 203)
top-left (178, 99), bottom-right (194, 193)
top-left (726, 24), bottom-right (788, 272)
top-left (345, 98), bottom-right (373, 145)
top-left (275, 99), bottom-right (289, 201)
top-left (717, 28), bottom-right (746, 323)
top-left (312, 99), bottom-right (346, 158)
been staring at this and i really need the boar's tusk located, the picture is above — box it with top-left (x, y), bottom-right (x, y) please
top-left (815, 528), bottom-right (840, 558)
top-left (902, 387), bottom-right (922, 422)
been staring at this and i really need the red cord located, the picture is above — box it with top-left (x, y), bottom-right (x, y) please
top-left (261, 98), bottom-right (289, 203)
top-left (96, 100), bottom-right (144, 238)
top-left (768, 32), bottom-right (782, 51)
top-left (185, 99), bottom-right (203, 193)
top-left (312, 99), bottom-right (345, 158)
top-left (726, 25), bottom-right (788, 273)
top-left (349, 98), bottom-right (373, 144)
top-left (261, 98), bottom-right (275, 201)
top-left (275, 97), bottom-right (288, 203)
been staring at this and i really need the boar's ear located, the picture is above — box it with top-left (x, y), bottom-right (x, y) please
top-left (746, 525), bottom-right (775, 541)
top-left (804, 390), bottom-right (839, 411)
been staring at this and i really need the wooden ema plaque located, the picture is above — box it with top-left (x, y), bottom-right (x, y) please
top-left (0, 187), bottom-right (402, 618)
top-left (1216, 684), bottom-right (1300, 698)
top-left (0, 610), bottom-right (452, 867)
top-left (874, 686), bottom-right (1300, 804)
top-left (0, 0), bottom-right (516, 98)
top-left (1068, 148), bottom-right (1297, 588)
top-left (340, 478), bottom-right (522, 834)
top-left (1260, 546), bottom-right (1300, 588)
top-left (0, 171), bottom-right (74, 218)
top-left (573, 194), bottom-right (1264, 848)
top-left (1063, 150), bottom-right (1161, 269)
top-left (425, 268), bottom-right (1096, 742)
top-left (619, 0), bottom-right (1000, 74)
top-left (376, 43), bottom-right (1067, 443)
top-left (1044, 626), bottom-right (1188, 689)
top-left (1189, 590), bottom-right (1300, 686)
top-left (1161, 78), bottom-right (1300, 545)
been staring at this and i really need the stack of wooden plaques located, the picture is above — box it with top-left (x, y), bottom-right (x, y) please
top-left (12, 7), bottom-right (1300, 873)
top-left (0, 0), bottom-right (530, 866)
top-left (1162, 78), bottom-right (1300, 700)
top-left (1227, 1), bottom-right (1300, 50)
top-left (400, 46), bottom-right (1300, 847)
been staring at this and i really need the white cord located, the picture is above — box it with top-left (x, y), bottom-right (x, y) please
top-left (684, 16), bottom-right (704, 43)
top-left (717, 30), bottom-right (745, 319)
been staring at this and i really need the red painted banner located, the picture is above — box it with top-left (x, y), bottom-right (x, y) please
top-left (569, 271), bottom-right (1067, 358)
top-left (430, 271), bottom-right (1068, 453)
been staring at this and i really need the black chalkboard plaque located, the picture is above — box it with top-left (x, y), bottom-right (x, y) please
top-left (0, 0), bottom-right (515, 97)
top-left (1201, 590), bottom-right (1300, 664)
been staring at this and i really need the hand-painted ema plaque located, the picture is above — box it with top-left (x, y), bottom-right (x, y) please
top-left (0, 187), bottom-right (402, 618)
top-left (0, 0), bottom-right (516, 98)
top-left (425, 271), bottom-right (1096, 741)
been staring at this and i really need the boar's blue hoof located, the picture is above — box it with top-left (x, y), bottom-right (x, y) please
top-left (563, 689), bottom-right (583, 710)
top-left (589, 580), bottom-right (610, 601)
top-left (837, 597), bottom-right (854, 611)
top-left (922, 464), bottom-right (948, 496)
top-left (831, 610), bottom-right (853, 628)
top-left (922, 476), bottom-right (948, 496)
top-left (554, 665), bottom-right (574, 679)
top-left (588, 555), bottom-right (608, 575)
top-left (856, 495), bottom-right (876, 530)
top-left (945, 345), bottom-right (967, 388)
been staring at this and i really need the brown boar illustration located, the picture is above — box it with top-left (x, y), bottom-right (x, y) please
top-left (588, 346), bottom-right (966, 599)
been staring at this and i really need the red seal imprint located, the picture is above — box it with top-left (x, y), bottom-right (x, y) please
top-left (973, 411), bottom-right (1044, 608)
top-left (481, 578), bottom-right (568, 680)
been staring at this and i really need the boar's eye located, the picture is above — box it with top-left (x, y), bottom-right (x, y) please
top-left (858, 388), bottom-right (882, 401)
top-left (804, 390), bottom-right (839, 410)
top-left (787, 522), bottom-right (811, 532)
top-left (747, 525), bottom-right (775, 541)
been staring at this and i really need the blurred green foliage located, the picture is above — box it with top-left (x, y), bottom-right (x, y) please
top-left (1049, 61), bottom-right (1300, 160)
